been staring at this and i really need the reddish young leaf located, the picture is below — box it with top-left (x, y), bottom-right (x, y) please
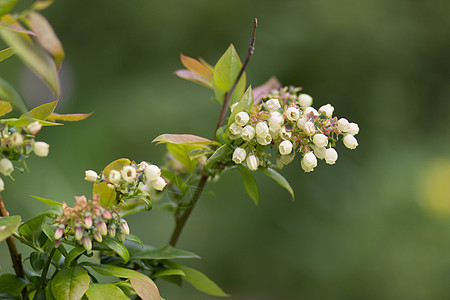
top-left (180, 53), bottom-right (213, 80)
top-left (199, 57), bottom-right (214, 73)
top-left (130, 277), bottom-right (161, 300)
top-left (175, 69), bottom-right (212, 88)
top-left (253, 77), bottom-right (281, 104)
top-left (153, 134), bottom-right (219, 146)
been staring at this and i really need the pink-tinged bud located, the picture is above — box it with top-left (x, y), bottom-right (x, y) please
top-left (27, 121), bottom-right (42, 135)
top-left (93, 230), bottom-right (103, 242)
top-left (54, 239), bottom-right (61, 248)
top-left (84, 214), bottom-right (92, 229)
top-left (74, 223), bottom-right (84, 241)
top-left (117, 233), bottom-right (126, 243)
top-left (54, 224), bottom-right (65, 240)
top-left (120, 220), bottom-right (130, 235)
top-left (82, 235), bottom-right (92, 251)
top-left (102, 210), bottom-right (112, 220)
top-left (95, 220), bottom-right (107, 236)
top-left (108, 224), bottom-right (116, 238)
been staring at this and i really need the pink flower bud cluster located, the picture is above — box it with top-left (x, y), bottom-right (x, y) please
top-left (229, 86), bottom-right (359, 172)
top-left (0, 122), bottom-right (49, 191)
top-left (53, 195), bottom-right (130, 250)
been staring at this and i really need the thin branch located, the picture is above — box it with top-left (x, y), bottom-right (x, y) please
top-left (214, 18), bottom-right (258, 139)
top-left (35, 247), bottom-right (57, 299)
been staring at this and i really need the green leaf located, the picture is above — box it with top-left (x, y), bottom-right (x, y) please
top-left (0, 215), bottom-right (20, 242)
top-left (21, 100), bottom-right (58, 120)
top-left (166, 143), bottom-right (201, 172)
top-left (85, 284), bottom-right (129, 300)
top-left (152, 269), bottom-right (185, 278)
top-left (0, 0), bottom-right (18, 16)
top-left (152, 134), bottom-right (218, 146)
top-left (213, 44), bottom-right (246, 105)
top-left (125, 233), bottom-right (143, 245)
top-left (30, 195), bottom-right (61, 206)
top-left (93, 158), bottom-right (130, 207)
top-left (0, 47), bottom-right (15, 62)
top-left (101, 236), bottom-right (130, 263)
top-left (45, 281), bottom-right (56, 300)
top-left (131, 244), bottom-right (200, 260)
top-left (18, 214), bottom-right (46, 243)
top-left (227, 86), bottom-right (254, 127)
top-left (46, 112), bottom-right (93, 122)
top-left (114, 282), bottom-right (136, 296)
top-left (82, 262), bottom-right (146, 278)
top-left (237, 165), bottom-right (259, 205)
top-left (0, 76), bottom-right (27, 113)
top-left (130, 277), bottom-right (161, 300)
top-left (0, 100), bottom-right (12, 117)
top-left (188, 148), bottom-right (214, 160)
top-left (0, 274), bottom-right (27, 297)
top-left (0, 117), bottom-right (61, 127)
top-left (65, 245), bottom-right (86, 267)
top-left (31, 0), bottom-right (54, 11)
top-left (260, 168), bottom-right (295, 201)
top-left (30, 251), bottom-right (48, 272)
top-left (160, 169), bottom-right (188, 198)
top-left (204, 143), bottom-right (233, 169)
top-left (51, 266), bottom-right (90, 300)
top-left (27, 12), bottom-right (65, 69)
top-left (42, 224), bottom-right (69, 258)
top-left (0, 25), bottom-right (60, 95)
top-left (165, 262), bottom-right (229, 297)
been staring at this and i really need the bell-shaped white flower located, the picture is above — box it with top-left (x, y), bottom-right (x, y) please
top-left (297, 116), bottom-right (307, 129)
top-left (0, 177), bottom-right (4, 191)
top-left (84, 170), bottom-right (98, 182)
top-left (343, 134), bottom-right (358, 149)
top-left (27, 121), bottom-right (42, 135)
top-left (325, 148), bottom-right (338, 165)
top-left (319, 104), bottom-right (334, 118)
top-left (228, 123), bottom-right (242, 136)
top-left (338, 118), bottom-right (350, 132)
top-left (304, 121), bottom-right (316, 135)
top-left (235, 111), bottom-right (250, 126)
top-left (311, 145), bottom-right (326, 160)
top-left (312, 133), bottom-right (328, 147)
top-left (256, 134), bottom-right (272, 146)
top-left (144, 164), bottom-right (161, 181)
top-left (230, 102), bottom-right (238, 112)
top-left (151, 176), bottom-right (167, 191)
top-left (246, 155), bottom-right (259, 171)
top-left (264, 98), bottom-right (281, 112)
top-left (286, 107), bottom-right (300, 121)
top-left (279, 126), bottom-right (292, 140)
top-left (298, 93), bottom-right (313, 107)
top-left (279, 140), bottom-right (293, 155)
top-left (268, 112), bottom-right (284, 129)
top-left (109, 170), bottom-right (121, 184)
top-left (121, 166), bottom-right (137, 183)
top-left (255, 122), bottom-right (269, 138)
top-left (241, 125), bottom-right (255, 141)
top-left (138, 161), bottom-right (149, 170)
top-left (304, 107), bottom-right (319, 117)
top-left (348, 122), bottom-right (359, 135)
top-left (301, 152), bottom-right (317, 172)
top-left (10, 132), bottom-right (24, 147)
top-left (34, 141), bottom-right (49, 157)
top-left (0, 158), bottom-right (14, 176)
top-left (269, 126), bottom-right (280, 139)
top-left (232, 147), bottom-right (247, 164)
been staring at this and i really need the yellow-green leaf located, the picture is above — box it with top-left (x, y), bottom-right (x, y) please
top-left (93, 158), bottom-right (131, 207)
top-left (31, 0), bottom-right (54, 11)
top-left (46, 112), bottom-right (93, 122)
top-left (0, 76), bottom-right (27, 113)
top-left (51, 266), bottom-right (90, 300)
top-left (0, 46), bottom-right (15, 62)
top-left (21, 99), bottom-right (58, 120)
top-left (237, 165), bottom-right (259, 205)
top-left (227, 86), bottom-right (254, 127)
top-left (0, 99), bottom-right (12, 117)
top-left (86, 283), bottom-right (129, 300)
top-left (0, 215), bottom-right (21, 243)
top-left (0, 0), bottom-right (18, 16)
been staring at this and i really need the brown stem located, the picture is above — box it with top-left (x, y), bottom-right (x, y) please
top-left (169, 18), bottom-right (258, 247)
top-left (213, 18), bottom-right (258, 139)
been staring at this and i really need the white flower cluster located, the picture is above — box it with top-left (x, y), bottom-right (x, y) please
top-left (229, 86), bottom-right (359, 173)
top-left (0, 121), bottom-right (50, 191)
top-left (84, 161), bottom-right (167, 195)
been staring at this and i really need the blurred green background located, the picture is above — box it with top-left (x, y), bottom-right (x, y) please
top-left (2, 0), bottom-right (450, 299)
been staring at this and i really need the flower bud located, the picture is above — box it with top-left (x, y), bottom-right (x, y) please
top-left (82, 235), bottom-right (92, 251)
top-left (268, 112), bottom-right (284, 129)
top-left (74, 223), bottom-right (84, 241)
top-left (144, 164), bottom-right (161, 181)
top-left (301, 152), bottom-right (317, 172)
top-left (54, 224), bottom-right (65, 240)
top-left (348, 122), bottom-right (359, 135)
top-left (312, 133), bottom-right (328, 148)
top-left (34, 141), bottom-right (49, 157)
top-left (279, 140), bottom-right (293, 155)
top-left (304, 121), bottom-right (316, 135)
top-left (84, 170), bottom-right (98, 183)
top-left (311, 145), bottom-right (326, 160)
top-left (319, 104), bottom-right (334, 117)
top-left (117, 233), bottom-right (126, 242)
top-left (256, 134), bottom-right (272, 146)
top-left (138, 161), bottom-right (149, 170)
top-left (121, 166), bottom-right (137, 183)
top-left (151, 176), bottom-right (167, 191)
top-left (241, 125), bottom-right (255, 141)
top-left (325, 148), bottom-right (338, 165)
top-left (108, 224), bottom-right (116, 238)
top-left (95, 220), bottom-right (107, 236)
top-left (102, 210), bottom-right (112, 220)
top-left (280, 153), bottom-right (295, 165)
top-left (279, 126), bottom-right (292, 140)
top-left (27, 121), bottom-right (42, 135)
top-left (255, 122), bottom-right (269, 138)
top-left (0, 177), bottom-right (4, 192)
top-left (138, 182), bottom-right (150, 193)
top-left (304, 107), bottom-right (319, 117)
top-left (230, 102), bottom-right (238, 112)
top-left (297, 117), bottom-right (307, 129)
top-left (298, 93), bottom-right (313, 107)
top-left (84, 213), bottom-right (93, 229)
top-left (286, 107), bottom-right (300, 121)
top-left (120, 219), bottom-right (130, 235)
top-left (246, 155), bottom-right (259, 171)
top-left (232, 147), bottom-right (246, 164)
top-left (343, 134), bottom-right (358, 149)
top-left (228, 123), bottom-right (242, 136)
top-left (264, 98), bottom-right (281, 112)
top-left (235, 111), bottom-right (250, 126)
top-left (337, 118), bottom-right (350, 132)
top-left (0, 158), bottom-right (14, 176)
top-left (92, 230), bottom-right (103, 242)
top-left (54, 239), bottom-right (61, 248)
top-left (109, 170), bottom-right (121, 184)
top-left (10, 132), bottom-right (24, 147)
